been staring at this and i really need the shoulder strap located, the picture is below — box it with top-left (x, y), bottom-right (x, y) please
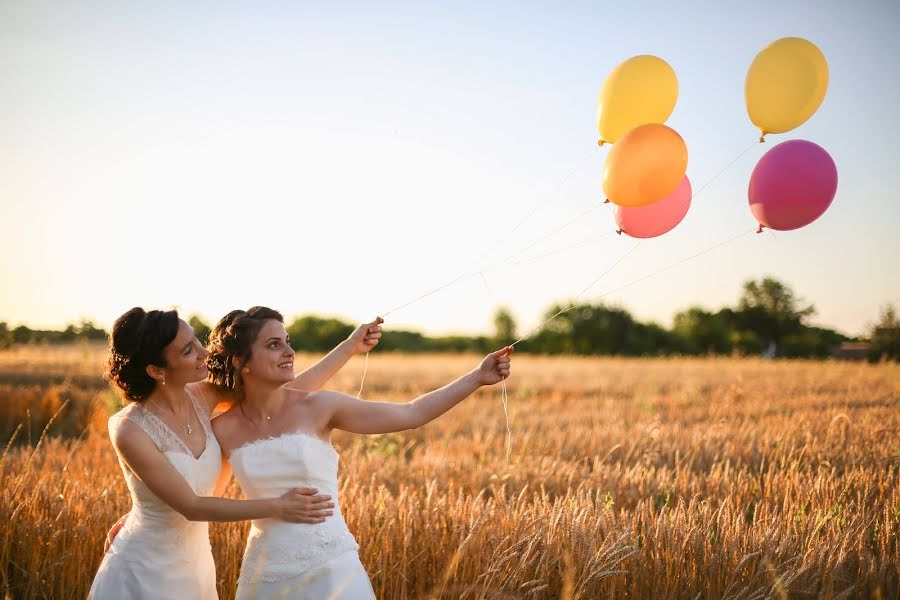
top-left (118, 403), bottom-right (191, 455)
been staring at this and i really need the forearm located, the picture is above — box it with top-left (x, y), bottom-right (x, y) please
top-left (184, 495), bottom-right (278, 522)
top-left (407, 370), bottom-right (482, 428)
top-left (289, 340), bottom-right (355, 391)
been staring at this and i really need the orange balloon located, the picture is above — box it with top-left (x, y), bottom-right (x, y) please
top-left (603, 124), bottom-right (688, 207)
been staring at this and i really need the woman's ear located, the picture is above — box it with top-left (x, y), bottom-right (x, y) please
top-left (146, 364), bottom-right (166, 384)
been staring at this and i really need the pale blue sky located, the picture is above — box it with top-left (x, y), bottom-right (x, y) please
top-left (1, 1), bottom-right (898, 337)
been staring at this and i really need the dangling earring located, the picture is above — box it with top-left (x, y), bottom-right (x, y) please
top-left (161, 378), bottom-right (166, 386)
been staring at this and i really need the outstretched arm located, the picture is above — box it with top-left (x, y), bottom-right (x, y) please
top-left (319, 346), bottom-right (512, 434)
top-left (285, 317), bottom-right (383, 391)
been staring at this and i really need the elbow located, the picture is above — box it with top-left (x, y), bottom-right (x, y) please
top-left (177, 498), bottom-right (205, 522)
top-left (183, 511), bottom-right (205, 522)
top-left (403, 402), bottom-right (425, 430)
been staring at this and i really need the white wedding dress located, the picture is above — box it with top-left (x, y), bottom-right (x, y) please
top-left (89, 392), bottom-right (222, 600)
top-left (229, 431), bottom-right (375, 600)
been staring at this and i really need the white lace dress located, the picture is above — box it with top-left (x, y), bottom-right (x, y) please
top-left (229, 432), bottom-right (375, 599)
top-left (88, 393), bottom-right (222, 600)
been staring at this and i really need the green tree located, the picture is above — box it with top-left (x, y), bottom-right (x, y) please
top-left (729, 329), bottom-right (763, 356)
top-left (869, 304), bottom-right (900, 361)
top-left (493, 307), bottom-right (517, 346)
top-left (188, 315), bottom-right (212, 345)
top-left (781, 326), bottom-right (846, 358)
top-left (75, 319), bottom-right (107, 341)
top-left (733, 277), bottom-right (814, 355)
top-left (286, 315), bottom-right (354, 352)
top-left (12, 325), bottom-right (33, 344)
top-left (672, 307), bottom-right (732, 355)
top-left (528, 302), bottom-right (642, 356)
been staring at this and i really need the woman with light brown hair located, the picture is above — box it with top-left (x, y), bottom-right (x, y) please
top-left (206, 306), bottom-right (512, 599)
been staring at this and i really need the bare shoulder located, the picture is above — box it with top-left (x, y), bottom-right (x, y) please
top-left (210, 404), bottom-right (242, 439)
top-left (107, 411), bottom-right (156, 462)
top-left (285, 388), bottom-right (337, 432)
top-left (296, 388), bottom-right (343, 413)
top-left (284, 386), bottom-right (317, 407)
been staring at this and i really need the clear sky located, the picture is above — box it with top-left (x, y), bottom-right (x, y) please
top-left (1, 1), bottom-right (898, 338)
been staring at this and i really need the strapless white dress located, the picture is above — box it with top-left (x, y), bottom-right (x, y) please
top-left (89, 392), bottom-right (222, 599)
top-left (229, 432), bottom-right (375, 600)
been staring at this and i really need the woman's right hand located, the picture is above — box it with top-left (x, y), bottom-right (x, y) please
top-left (275, 487), bottom-right (335, 524)
top-left (475, 346), bottom-right (513, 386)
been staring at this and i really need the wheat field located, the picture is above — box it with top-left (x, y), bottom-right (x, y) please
top-left (1, 344), bottom-right (897, 599)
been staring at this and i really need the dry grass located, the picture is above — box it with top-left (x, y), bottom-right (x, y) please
top-left (1, 346), bottom-right (897, 599)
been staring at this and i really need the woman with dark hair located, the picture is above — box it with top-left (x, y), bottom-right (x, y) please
top-left (207, 306), bottom-right (512, 599)
top-left (89, 307), bottom-right (382, 599)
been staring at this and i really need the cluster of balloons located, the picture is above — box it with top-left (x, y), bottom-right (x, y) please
top-left (596, 55), bottom-right (689, 238)
top-left (595, 37), bottom-right (837, 239)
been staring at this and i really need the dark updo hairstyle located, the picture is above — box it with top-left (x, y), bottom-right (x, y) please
top-left (206, 306), bottom-right (284, 399)
top-left (107, 307), bottom-right (180, 403)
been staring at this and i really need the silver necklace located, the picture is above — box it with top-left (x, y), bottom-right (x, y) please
top-left (149, 399), bottom-right (193, 435)
top-left (240, 404), bottom-right (272, 429)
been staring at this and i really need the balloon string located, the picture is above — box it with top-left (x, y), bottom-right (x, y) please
top-left (501, 378), bottom-right (511, 462)
top-left (356, 351), bottom-right (369, 398)
top-left (379, 204), bottom-right (603, 318)
top-left (480, 230), bottom-right (617, 275)
top-left (476, 205), bottom-right (601, 274)
top-left (689, 140), bottom-right (759, 201)
top-left (472, 145), bottom-right (601, 269)
top-left (379, 147), bottom-right (601, 319)
top-left (510, 240), bottom-right (641, 346)
top-left (381, 273), bottom-right (471, 319)
top-left (509, 226), bottom-right (757, 347)
top-left (381, 138), bottom-right (758, 320)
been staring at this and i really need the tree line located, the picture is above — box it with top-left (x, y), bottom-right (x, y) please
top-left (2, 278), bottom-right (898, 361)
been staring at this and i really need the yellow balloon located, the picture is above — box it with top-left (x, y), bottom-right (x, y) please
top-left (596, 55), bottom-right (678, 145)
top-left (603, 124), bottom-right (688, 207)
top-left (746, 37), bottom-right (828, 140)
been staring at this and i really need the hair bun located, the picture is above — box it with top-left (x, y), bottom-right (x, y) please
top-left (106, 307), bottom-right (179, 403)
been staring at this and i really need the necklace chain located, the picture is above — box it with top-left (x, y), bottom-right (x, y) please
top-left (149, 399), bottom-right (193, 436)
top-left (240, 404), bottom-right (273, 430)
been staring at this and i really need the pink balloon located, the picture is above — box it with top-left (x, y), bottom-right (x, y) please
top-left (748, 139), bottom-right (838, 231)
top-left (615, 176), bottom-right (691, 238)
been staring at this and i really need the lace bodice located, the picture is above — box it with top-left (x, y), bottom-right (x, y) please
top-left (229, 432), bottom-right (359, 585)
top-left (112, 388), bottom-right (215, 457)
top-left (106, 390), bottom-right (222, 555)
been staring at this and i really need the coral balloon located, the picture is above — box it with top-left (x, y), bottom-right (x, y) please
top-left (616, 176), bottom-right (691, 239)
top-left (596, 55), bottom-right (678, 145)
top-left (748, 140), bottom-right (837, 231)
top-left (746, 37), bottom-right (829, 140)
top-left (603, 123), bottom-right (688, 207)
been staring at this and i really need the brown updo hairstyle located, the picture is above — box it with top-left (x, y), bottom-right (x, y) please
top-left (107, 307), bottom-right (180, 403)
top-left (206, 306), bottom-right (284, 399)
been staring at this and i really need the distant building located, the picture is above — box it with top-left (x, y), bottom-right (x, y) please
top-left (830, 342), bottom-right (871, 361)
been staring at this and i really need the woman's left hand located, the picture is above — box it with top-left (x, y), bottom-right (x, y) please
top-left (346, 317), bottom-right (384, 355)
top-left (476, 346), bottom-right (513, 386)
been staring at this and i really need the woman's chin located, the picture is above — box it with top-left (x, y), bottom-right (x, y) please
top-left (187, 368), bottom-right (209, 383)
